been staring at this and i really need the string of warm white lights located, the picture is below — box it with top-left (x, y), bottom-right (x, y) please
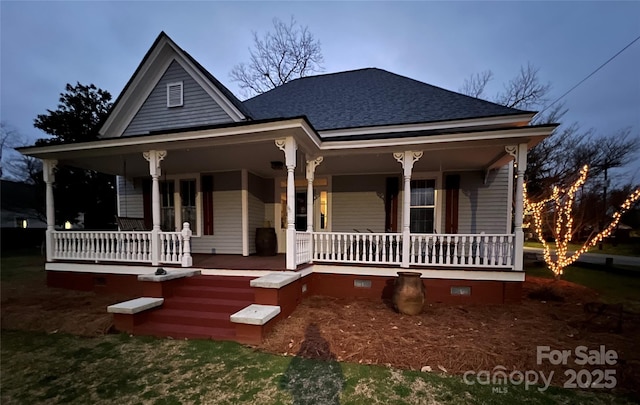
top-left (524, 165), bottom-right (640, 278)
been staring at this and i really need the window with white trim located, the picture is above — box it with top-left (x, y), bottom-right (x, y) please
top-left (166, 81), bottom-right (183, 107)
top-left (410, 179), bottom-right (435, 233)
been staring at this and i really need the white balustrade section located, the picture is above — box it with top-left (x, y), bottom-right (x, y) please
top-left (295, 231), bottom-right (313, 265)
top-left (312, 232), bottom-right (403, 265)
top-left (408, 233), bottom-right (514, 268)
top-left (310, 232), bottom-right (514, 269)
top-left (50, 223), bottom-right (193, 267)
top-left (51, 231), bottom-right (152, 263)
top-left (159, 232), bottom-right (185, 265)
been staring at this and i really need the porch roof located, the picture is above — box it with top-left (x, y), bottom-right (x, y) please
top-left (19, 118), bottom-right (556, 178)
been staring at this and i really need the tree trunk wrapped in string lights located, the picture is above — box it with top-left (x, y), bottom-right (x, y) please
top-left (524, 165), bottom-right (640, 279)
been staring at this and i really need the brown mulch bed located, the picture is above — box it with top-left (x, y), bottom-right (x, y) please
top-left (259, 276), bottom-right (640, 395)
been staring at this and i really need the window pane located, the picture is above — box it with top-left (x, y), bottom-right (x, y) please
top-left (295, 192), bottom-right (307, 231)
top-left (161, 207), bottom-right (175, 231)
top-left (182, 207), bottom-right (196, 228)
top-left (410, 207), bottom-right (434, 233)
top-left (160, 181), bottom-right (175, 231)
top-left (180, 179), bottom-right (196, 228)
top-left (180, 179), bottom-right (196, 207)
top-left (410, 179), bottom-right (435, 206)
top-left (320, 191), bottom-right (328, 229)
top-left (160, 181), bottom-right (174, 207)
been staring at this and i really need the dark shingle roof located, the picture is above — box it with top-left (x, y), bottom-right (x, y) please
top-left (243, 68), bottom-right (532, 131)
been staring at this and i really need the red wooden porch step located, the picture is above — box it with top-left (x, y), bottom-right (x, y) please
top-left (132, 275), bottom-right (255, 341)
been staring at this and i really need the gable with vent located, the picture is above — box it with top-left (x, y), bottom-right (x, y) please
top-left (99, 33), bottom-right (248, 139)
top-left (122, 60), bottom-right (234, 136)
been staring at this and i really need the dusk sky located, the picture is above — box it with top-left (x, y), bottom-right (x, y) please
top-left (1, 1), bottom-right (639, 182)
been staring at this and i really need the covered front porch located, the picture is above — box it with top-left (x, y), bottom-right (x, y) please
top-left (27, 117), bottom-right (541, 275)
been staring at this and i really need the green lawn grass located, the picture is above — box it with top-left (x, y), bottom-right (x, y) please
top-left (1, 248), bottom-right (45, 283)
top-left (1, 330), bottom-right (636, 405)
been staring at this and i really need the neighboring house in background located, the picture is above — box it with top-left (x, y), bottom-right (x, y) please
top-left (19, 32), bottom-right (556, 342)
top-left (0, 180), bottom-right (46, 229)
top-left (1, 180), bottom-right (46, 249)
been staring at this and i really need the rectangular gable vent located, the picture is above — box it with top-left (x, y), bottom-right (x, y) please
top-left (167, 81), bottom-right (183, 107)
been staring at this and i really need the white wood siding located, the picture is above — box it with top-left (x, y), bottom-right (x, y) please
top-left (123, 60), bottom-right (233, 136)
top-left (332, 174), bottom-right (386, 232)
top-left (457, 165), bottom-right (510, 234)
top-left (116, 176), bottom-right (143, 218)
top-left (191, 190), bottom-right (242, 254)
top-left (248, 193), bottom-right (265, 254)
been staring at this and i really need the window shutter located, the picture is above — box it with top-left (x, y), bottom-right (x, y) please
top-left (202, 175), bottom-right (214, 235)
top-left (445, 174), bottom-right (460, 234)
top-left (166, 82), bottom-right (183, 107)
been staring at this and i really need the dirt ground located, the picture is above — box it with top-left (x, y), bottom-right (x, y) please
top-left (2, 273), bottom-right (639, 396)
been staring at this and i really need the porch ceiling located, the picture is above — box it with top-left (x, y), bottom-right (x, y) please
top-left (22, 120), bottom-right (555, 178)
top-left (59, 138), bottom-right (517, 178)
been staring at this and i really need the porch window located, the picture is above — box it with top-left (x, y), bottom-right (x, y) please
top-left (180, 179), bottom-right (196, 229)
top-left (160, 180), bottom-right (175, 231)
top-left (410, 179), bottom-right (435, 233)
top-left (319, 191), bottom-right (328, 229)
top-left (295, 191), bottom-right (307, 231)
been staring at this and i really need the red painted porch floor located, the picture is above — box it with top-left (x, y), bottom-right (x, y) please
top-left (191, 254), bottom-right (288, 271)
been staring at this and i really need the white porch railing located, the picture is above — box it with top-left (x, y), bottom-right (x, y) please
top-left (408, 233), bottom-right (514, 268)
top-left (50, 223), bottom-right (193, 266)
top-left (302, 231), bottom-right (515, 269)
top-left (52, 231), bottom-right (153, 262)
top-left (311, 232), bottom-right (403, 265)
top-left (159, 232), bottom-right (188, 265)
top-left (295, 231), bottom-right (313, 265)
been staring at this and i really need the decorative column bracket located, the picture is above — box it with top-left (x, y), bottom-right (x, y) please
top-left (143, 150), bottom-right (167, 178)
top-left (505, 145), bottom-right (517, 160)
top-left (394, 151), bottom-right (423, 176)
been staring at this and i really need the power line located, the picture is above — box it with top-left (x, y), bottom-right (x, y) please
top-left (535, 34), bottom-right (640, 118)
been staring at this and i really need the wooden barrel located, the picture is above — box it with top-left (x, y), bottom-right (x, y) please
top-left (255, 227), bottom-right (277, 256)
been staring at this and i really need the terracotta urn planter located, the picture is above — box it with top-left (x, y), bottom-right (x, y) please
top-left (393, 271), bottom-right (425, 315)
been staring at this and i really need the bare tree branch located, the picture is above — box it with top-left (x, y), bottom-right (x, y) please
top-left (230, 16), bottom-right (324, 98)
top-left (495, 62), bottom-right (551, 110)
top-left (459, 70), bottom-right (493, 98)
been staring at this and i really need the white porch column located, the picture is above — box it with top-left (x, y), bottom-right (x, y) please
top-left (144, 150), bottom-right (167, 266)
top-left (394, 151), bottom-right (423, 268)
top-left (43, 159), bottom-right (57, 262)
top-left (241, 169), bottom-right (249, 256)
top-left (513, 143), bottom-right (528, 271)
top-left (305, 157), bottom-right (323, 232)
top-left (276, 138), bottom-right (297, 270)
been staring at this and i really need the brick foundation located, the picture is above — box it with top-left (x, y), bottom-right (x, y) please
top-left (47, 271), bottom-right (143, 296)
top-left (309, 273), bottom-right (521, 304)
